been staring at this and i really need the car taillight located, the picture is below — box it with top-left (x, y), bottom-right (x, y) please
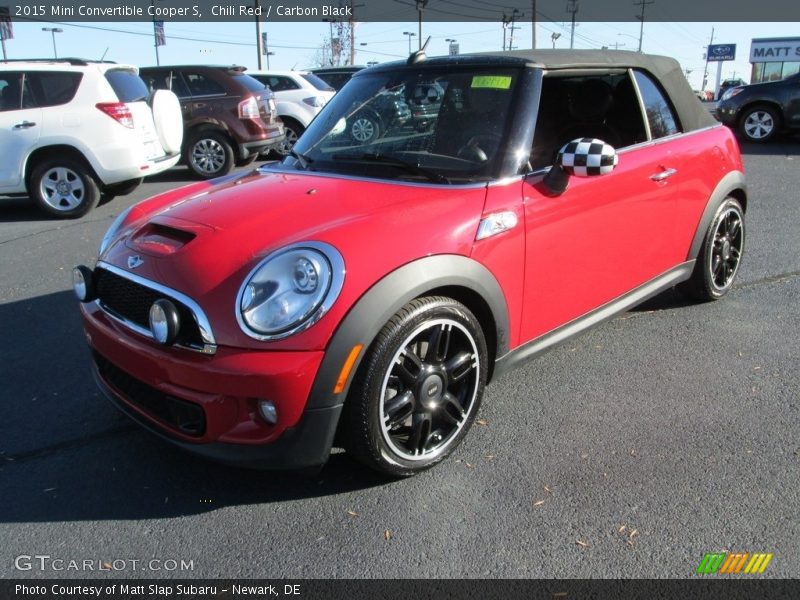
top-left (302, 96), bottom-right (326, 108)
top-left (96, 102), bottom-right (134, 128)
top-left (238, 96), bottom-right (260, 120)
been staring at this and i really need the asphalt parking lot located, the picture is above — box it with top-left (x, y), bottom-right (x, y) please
top-left (1, 139), bottom-right (798, 579)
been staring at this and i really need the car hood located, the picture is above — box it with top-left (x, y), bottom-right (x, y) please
top-left (101, 167), bottom-right (489, 349)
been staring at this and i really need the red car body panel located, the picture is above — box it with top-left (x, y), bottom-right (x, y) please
top-left (103, 170), bottom-right (489, 352)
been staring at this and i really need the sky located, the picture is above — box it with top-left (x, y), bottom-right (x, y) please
top-left (1, 19), bottom-right (797, 90)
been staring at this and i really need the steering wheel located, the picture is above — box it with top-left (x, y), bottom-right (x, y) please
top-left (457, 134), bottom-right (503, 162)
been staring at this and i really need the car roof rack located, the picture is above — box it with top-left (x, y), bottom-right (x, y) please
top-left (0, 58), bottom-right (117, 66)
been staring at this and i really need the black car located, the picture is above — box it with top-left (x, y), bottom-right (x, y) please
top-left (310, 66), bottom-right (364, 91)
top-left (716, 73), bottom-right (800, 143)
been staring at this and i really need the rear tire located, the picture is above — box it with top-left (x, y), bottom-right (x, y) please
top-left (185, 130), bottom-right (234, 179)
top-left (344, 296), bottom-right (488, 477)
top-left (274, 118), bottom-right (304, 157)
top-left (29, 157), bottom-right (100, 219)
top-left (680, 198), bottom-right (745, 302)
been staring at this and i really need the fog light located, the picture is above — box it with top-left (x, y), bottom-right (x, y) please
top-left (258, 399), bottom-right (278, 425)
top-left (149, 299), bottom-right (180, 345)
top-left (72, 266), bottom-right (95, 302)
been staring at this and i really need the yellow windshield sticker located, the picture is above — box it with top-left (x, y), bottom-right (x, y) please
top-left (471, 75), bottom-right (512, 90)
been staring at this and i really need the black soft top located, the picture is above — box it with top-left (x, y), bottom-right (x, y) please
top-left (362, 49), bottom-right (717, 133)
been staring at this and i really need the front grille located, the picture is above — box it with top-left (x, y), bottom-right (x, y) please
top-left (94, 267), bottom-right (204, 348)
top-left (94, 351), bottom-right (206, 437)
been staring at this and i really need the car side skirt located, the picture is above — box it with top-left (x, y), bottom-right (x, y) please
top-left (493, 260), bottom-right (695, 378)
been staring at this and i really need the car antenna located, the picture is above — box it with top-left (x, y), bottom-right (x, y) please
top-left (407, 36), bottom-right (431, 65)
top-left (99, 47), bottom-right (109, 61)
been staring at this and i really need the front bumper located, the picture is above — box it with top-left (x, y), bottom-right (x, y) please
top-left (80, 301), bottom-right (340, 469)
top-left (715, 102), bottom-right (739, 125)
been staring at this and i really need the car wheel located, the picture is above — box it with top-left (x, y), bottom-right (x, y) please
top-left (275, 119), bottom-right (304, 157)
top-left (29, 157), bottom-right (100, 219)
top-left (186, 131), bottom-right (234, 179)
top-left (345, 296), bottom-right (488, 477)
top-left (349, 114), bottom-right (381, 144)
top-left (681, 198), bottom-right (745, 301)
top-left (739, 105), bottom-right (781, 143)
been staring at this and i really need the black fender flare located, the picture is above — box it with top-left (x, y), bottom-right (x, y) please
top-left (305, 254), bottom-right (510, 410)
top-left (687, 170), bottom-right (747, 260)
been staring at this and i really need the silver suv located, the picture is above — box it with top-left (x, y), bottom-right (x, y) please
top-left (0, 59), bottom-right (182, 218)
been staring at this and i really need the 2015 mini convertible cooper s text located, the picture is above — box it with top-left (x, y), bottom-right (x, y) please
top-left (74, 50), bottom-right (747, 476)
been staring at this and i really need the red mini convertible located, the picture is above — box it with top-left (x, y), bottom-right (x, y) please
top-left (74, 50), bottom-right (747, 476)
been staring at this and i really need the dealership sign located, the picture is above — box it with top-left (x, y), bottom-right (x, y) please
top-left (707, 44), bottom-right (736, 61)
top-left (750, 38), bottom-right (800, 63)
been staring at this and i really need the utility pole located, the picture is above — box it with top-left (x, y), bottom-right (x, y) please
top-left (508, 9), bottom-right (522, 51)
top-left (633, 0), bottom-right (654, 53)
top-left (566, 0), bottom-right (578, 49)
top-left (502, 15), bottom-right (508, 51)
top-left (349, 1), bottom-right (355, 65)
top-left (702, 26), bottom-right (714, 92)
top-left (415, 0), bottom-right (428, 50)
top-left (255, 0), bottom-right (262, 69)
top-left (531, 0), bottom-right (536, 49)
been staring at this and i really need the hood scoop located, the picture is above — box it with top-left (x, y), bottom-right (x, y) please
top-left (126, 222), bottom-right (196, 257)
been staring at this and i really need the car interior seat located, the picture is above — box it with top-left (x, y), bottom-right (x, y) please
top-left (556, 78), bottom-right (622, 149)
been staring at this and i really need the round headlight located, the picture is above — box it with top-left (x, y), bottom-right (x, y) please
top-left (149, 299), bottom-right (180, 345)
top-left (237, 242), bottom-right (344, 340)
top-left (72, 265), bottom-right (95, 302)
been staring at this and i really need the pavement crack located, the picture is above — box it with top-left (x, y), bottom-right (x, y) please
top-left (737, 270), bottom-right (800, 289)
top-left (0, 215), bottom-right (112, 246)
top-left (1, 424), bottom-right (138, 465)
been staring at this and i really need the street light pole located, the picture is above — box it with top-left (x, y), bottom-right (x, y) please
top-left (403, 31), bottom-right (416, 55)
top-left (415, 1), bottom-right (427, 51)
top-left (255, 0), bottom-right (263, 69)
top-left (41, 27), bottom-right (62, 59)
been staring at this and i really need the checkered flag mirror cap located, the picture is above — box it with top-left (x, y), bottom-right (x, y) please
top-left (557, 138), bottom-right (619, 177)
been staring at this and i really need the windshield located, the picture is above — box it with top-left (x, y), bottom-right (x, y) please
top-left (281, 67), bottom-right (521, 184)
top-left (301, 73), bottom-right (335, 92)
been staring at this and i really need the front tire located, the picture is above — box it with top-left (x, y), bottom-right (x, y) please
top-left (681, 198), bottom-right (745, 301)
top-left (186, 131), bottom-right (234, 179)
top-left (345, 297), bottom-right (488, 477)
top-left (29, 157), bottom-right (100, 219)
top-left (738, 105), bottom-right (781, 143)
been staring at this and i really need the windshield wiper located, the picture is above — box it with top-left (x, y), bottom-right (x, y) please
top-left (331, 152), bottom-right (450, 184)
top-left (289, 149), bottom-right (314, 170)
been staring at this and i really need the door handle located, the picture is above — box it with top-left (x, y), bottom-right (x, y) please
top-left (13, 121), bottom-right (37, 129)
top-left (650, 168), bottom-right (677, 182)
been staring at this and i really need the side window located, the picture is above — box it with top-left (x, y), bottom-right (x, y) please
top-left (0, 72), bottom-right (23, 112)
top-left (269, 76), bottom-right (299, 92)
top-left (633, 71), bottom-right (680, 139)
top-left (529, 72), bottom-right (647, 171)
top-left (26, 72), bottom-right (82, 108)
top-left (183, 72), bottom-right (225, 97)
top-left (167, 72), bottom-right (191, 98)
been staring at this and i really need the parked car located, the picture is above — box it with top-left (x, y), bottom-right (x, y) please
top-left (74, 50), bottom-right (747, 477)
top-left (716, 72), bottom-right (800, 142)
top-left (139, 65), bottom-right (284, 178)
top-left (717, 78), bottom-right (746, 101)
top-left (0, 59), bottom-right (182, 218)
top-left (310, 66), bottom-right (365, 91)
top-left (248, 70), bottom-right (335, 156)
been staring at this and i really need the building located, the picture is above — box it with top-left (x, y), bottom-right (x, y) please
top-left (749, 37), bottom-right (800, 83)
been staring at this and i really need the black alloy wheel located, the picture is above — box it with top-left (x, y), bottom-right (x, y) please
top-left (345, 297), bottom-right (488, 477)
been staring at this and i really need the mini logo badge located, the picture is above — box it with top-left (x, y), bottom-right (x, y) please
top-left (127, 255), bottom-right (144, 269)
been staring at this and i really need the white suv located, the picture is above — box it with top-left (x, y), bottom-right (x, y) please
top-left (0, 59), bottom-right (182, 218)
top-left (248, 70), bottom-right (335, 155)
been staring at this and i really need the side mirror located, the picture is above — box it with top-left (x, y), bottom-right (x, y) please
top-left (543, 138), bottom-right (619, 195)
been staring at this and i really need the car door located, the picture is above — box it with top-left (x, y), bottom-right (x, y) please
top-left (518, 69), bottom-right (685, 342)
top-left (0, 72), bottom-right (42, 191)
